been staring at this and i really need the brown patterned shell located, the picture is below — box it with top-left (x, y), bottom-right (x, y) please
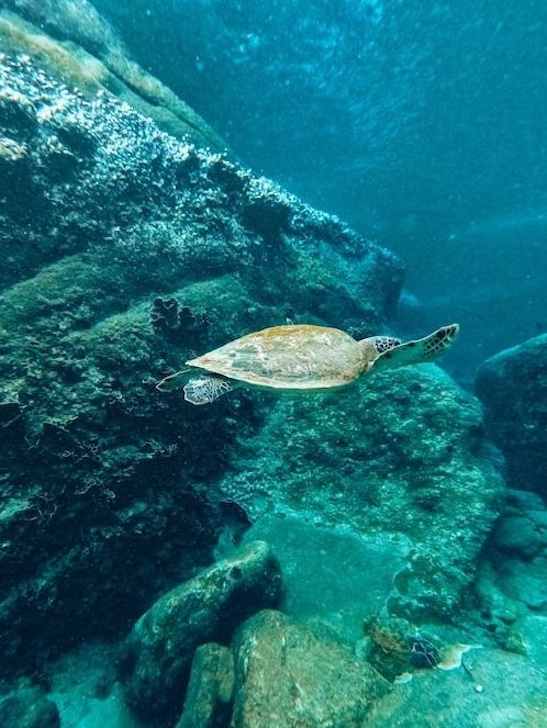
top-left (185, 324), bottom-right (369, 391)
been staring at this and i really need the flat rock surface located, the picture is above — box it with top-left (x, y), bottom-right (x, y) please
top-left (366, 644), bottom-right (547, 728)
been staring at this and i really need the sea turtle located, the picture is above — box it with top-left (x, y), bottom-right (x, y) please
top-left (156, 322), bottom-right (459, 405)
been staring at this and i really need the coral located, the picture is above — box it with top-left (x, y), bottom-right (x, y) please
top-left (151, 297), bottom-right (209, 342)
top-left (364, 616), bottom-right (443, 680)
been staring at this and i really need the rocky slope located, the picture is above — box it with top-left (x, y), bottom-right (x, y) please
top-left (0, 51), bottom-right (403, 677)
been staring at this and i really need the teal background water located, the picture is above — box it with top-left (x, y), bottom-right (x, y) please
top-left (92, 0), bottom-right (547, 384)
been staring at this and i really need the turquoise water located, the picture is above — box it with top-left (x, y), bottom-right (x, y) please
top-left (93, 0), bottom-right (547, 387)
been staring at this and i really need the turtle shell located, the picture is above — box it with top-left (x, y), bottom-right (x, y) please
top-left (185, 324), bottom-right (367, 391)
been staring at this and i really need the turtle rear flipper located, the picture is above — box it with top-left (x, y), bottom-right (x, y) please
top-left (373, 324), bottom-right (460, 372)
top-left (156, 369), bottom-right (192, 392)
top-left (183, 375), bottom-right (234, 405)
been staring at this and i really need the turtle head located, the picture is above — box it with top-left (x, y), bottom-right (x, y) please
top-left (358, 335), bottom-right (402, 371)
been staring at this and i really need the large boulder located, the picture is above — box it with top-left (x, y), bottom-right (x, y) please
top-left (231, 609), bottom-right (389, 728)
top-left (220, 365), bottom-right (504, 626)
top-left (122, 541), bottom-right (282, 723)
top-left (475, 333), bottom-right (547, 497)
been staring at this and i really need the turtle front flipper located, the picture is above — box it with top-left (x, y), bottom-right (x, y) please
top-left (183, 375), bottom-right (235, 405)
top-left (373, 324), bottom-right (460, 372)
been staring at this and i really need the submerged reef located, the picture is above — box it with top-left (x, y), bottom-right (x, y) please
top-left (0, 51), bottom-right (402, 679)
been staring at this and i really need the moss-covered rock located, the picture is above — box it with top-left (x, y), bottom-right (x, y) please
top-left (122, 541), bottom-right (282, 724)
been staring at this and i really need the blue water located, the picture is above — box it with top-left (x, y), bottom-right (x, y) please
top-left (93, 0), bottom-right (547, 387)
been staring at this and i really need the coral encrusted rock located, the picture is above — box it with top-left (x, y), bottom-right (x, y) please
top-left (220, 365), bottom-right (504, 624)
top-left (0, 0), bottom-right (226, 147)
top-left (0, 51), bottom-right (402, 680)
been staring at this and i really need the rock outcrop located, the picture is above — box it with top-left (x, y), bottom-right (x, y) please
top-left (475, 332), bottom-right (547, 497)
top-left (0, 0), bottom-right (226, 147)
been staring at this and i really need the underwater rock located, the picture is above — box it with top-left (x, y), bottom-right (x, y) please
top-left (363, 615), bottom-right (442, 682)
top-left (231, 609), bottom-right (389, 728)
top-left (0, 684), bottom-right (60, 728)
top-left (122, 541), bottom-right (282, 723)
top-left (0, 0), bottom-right (226, 148)
top-left (473, 489), bottom-right (547, 640)
top-left (475, 332), bottom-right (547, 497)
top-left (0, 50), bottom-right (403, 680)
top-left (175, 643), bottom-right (235, 728)
top-left (220, 365), bottom-right (504, 625)
top-left (515, 614), bottom-right (547, 667)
